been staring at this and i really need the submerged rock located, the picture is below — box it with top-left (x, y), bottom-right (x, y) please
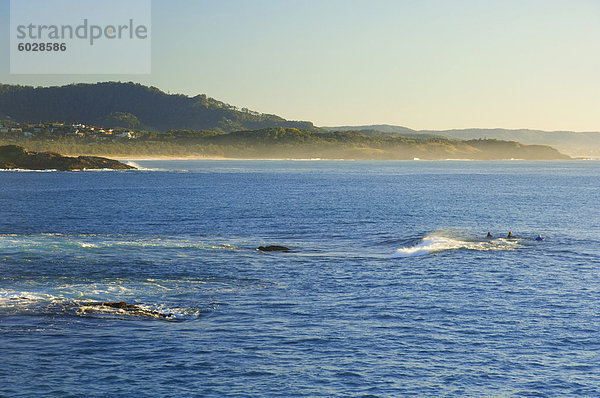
top-left (101, 301), bottom-right (139, 309)
top-left (0, 145), bottom-right (135, 171)
top-left (257, 245), bottom-right (291, 252)
top-left (94, 301), bottom-right (171, 318)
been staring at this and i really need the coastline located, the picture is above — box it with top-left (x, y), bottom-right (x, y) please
top-left (108, 155), bottom-right (229, 161)
top-left (104, 156), bottom-right (594, 162)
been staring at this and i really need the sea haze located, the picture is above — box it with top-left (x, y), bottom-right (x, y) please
top-left (1, 160), bottom-right (599, 396)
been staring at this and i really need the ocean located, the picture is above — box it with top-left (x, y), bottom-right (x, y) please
top-left (1, 160), bottom-right (599, 397)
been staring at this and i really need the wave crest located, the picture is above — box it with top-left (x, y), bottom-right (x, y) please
top-left (391, 234), bottom-right (518, 258)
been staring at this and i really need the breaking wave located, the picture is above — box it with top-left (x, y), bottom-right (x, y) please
top-left (122, 161), bottom-right (187, 172)
top-left (391, 233), bottom-right (519, 258)
top-left (0, 289), bottom-right (205, 321)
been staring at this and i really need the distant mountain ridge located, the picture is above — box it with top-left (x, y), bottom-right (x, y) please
top-left (427, 129), bottom-right (600, 158)
top-left (0, 82), bottom-right (315, 133)
top-left (322, 124), bottom-right (416, 134)
top-left (324, 125), bottom-right (600, 158)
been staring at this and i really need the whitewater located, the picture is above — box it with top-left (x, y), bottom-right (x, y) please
top-left (391, 232), bottom-right (521, 257)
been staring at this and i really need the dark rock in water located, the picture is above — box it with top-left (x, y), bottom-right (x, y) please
top-left (96, 301), bottom-right (171, 318)
top-left (101, 301), bottom-right (139, 309)
top-left (0, 145), bottom-right (135, 171)
top-left (257, 245), bottom-right (291, 252)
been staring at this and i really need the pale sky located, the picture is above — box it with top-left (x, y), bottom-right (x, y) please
top-left (1, 0), bottom-right (600, 131)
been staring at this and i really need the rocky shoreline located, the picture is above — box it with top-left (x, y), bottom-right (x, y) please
top-left (0, 145), bottom-right (135, 171)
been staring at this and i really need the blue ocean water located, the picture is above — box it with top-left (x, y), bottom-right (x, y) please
top-left (1, 160), bottom-right (599, 397)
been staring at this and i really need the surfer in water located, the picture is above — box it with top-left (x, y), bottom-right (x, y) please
top-left (486, 232), bottom-right (493, 238)
top-left (507, 231), bottom-right (514, 238)
top-left (536, 234), bottom-right (545, 241)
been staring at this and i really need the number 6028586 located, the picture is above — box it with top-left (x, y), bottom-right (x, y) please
top-left (17, 42), bottom-right (67, 51)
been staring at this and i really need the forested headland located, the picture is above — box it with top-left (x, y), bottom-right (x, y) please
top-left (0, 82), bottom-right (571, 160)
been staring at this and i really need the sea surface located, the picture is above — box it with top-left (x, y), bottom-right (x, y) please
top-left (1, 160), bottom-right (599, 397)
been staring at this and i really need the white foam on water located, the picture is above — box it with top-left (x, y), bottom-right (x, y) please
top-left (391, 236), bottom-right (463, 257)
top-left (0, 280), bottom-right (208, 321)
top-left (122, 161), bottom-right (180, 172)
top-left (125, 161), bottom-right (158, 170)
top-left (391, 234), bottom-right (519, 258)
top-left (0, 168), bottom-right (58, 172)
top-left (0, 289), bottom-right (200, 321)
top-left (125, 161), bottom-right (142, 168)
top-left (0, 234), bottom-right (245, 253)
top-left (0, 290), bottom-right (53, 302)
top-left (77, 242), bottom-right (99, 248)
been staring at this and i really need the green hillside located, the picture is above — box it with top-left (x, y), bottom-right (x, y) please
top-left (0, 82), bottom-right (315, 133)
